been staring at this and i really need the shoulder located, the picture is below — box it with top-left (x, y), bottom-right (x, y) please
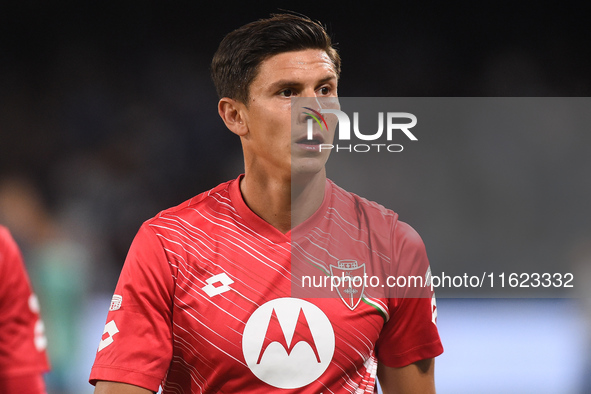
top-left (0, 225), bottom-right (14, 250)
top-left (328, 179), bottom-right (398, 227)
top-left (0, 225), bottom-right (20, 270)
top-left (0, 226), bottom-right (12, 293)
top-left (393, 220), bottom-right (425, 248)
top-left (156, 179), bottom-right (234, 220)
top-left (143, 179), bottom-right (236, 231)
top-left (327, 180), bottom-right (426, 251)
top-left (0, 226), bottom-right (31, 309)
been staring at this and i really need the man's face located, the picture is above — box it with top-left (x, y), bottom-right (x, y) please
top-left (240, 49), bottom-right (338, 180)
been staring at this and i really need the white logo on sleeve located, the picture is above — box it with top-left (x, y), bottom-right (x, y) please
top-left (109, 295), bottom-right (122, 311)
top-left (34, 319), bottom-right (48, 351)
top-left (98, 320), bottom-right (119, 352)
top-left (28, 294), bottom-right (48, 351)
top-left (202, 273), bottom-right (234, 297)
top-left (242, 298), bottom-right (335, 389)
top-left (431, 294), bottom-right (438, 325)
top-left (28, 293), bottom-right (40, 313)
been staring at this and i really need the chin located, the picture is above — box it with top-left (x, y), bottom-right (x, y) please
top-left (291, 160), bottom-right (326, 180)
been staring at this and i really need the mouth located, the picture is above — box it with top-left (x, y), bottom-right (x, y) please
top-left (295, 134), bottom-right (324, 146)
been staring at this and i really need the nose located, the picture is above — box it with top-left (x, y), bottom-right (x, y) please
top-left (296, 108), bottom-right (315, 126)
top-left (307, 90), bottom-right (323, 109)
top-left (302, 106), bottom-right (328, 132)
top-left (293, 96), bottom-right (321, 125)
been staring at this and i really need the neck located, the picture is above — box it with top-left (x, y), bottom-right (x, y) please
top-left (239, 169), bottom-right (326, 234)
top-left (291, 170), bottom-right (326, 229)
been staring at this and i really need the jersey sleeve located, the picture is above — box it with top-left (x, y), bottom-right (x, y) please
top-left (375, 221), bottom-right (443, 368)
top-left (89, 222), bottom-right (175, 392)
top-left (0, 226), bottom-right (50, 392)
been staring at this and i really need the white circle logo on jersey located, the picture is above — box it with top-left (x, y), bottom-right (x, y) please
top-left (242, 297), bottom-right (335, 389)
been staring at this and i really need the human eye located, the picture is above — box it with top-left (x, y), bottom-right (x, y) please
top-left (318, 86), bottom-right (333, 96)
top-left (279, 89), bottom-right (294, 97)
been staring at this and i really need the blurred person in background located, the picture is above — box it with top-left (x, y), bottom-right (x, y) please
top-left (0, 225), bottom-right (50, 393)
top-left (0, 175), bottom-right (92, 394)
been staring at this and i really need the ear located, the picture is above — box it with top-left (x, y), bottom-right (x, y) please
top-left (218, 98), bottom-right (248, 137)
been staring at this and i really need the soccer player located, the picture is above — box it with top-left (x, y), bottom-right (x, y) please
top-left (90, 14), bottom-right (443, 393)
top-left (0, 225), bottom-right (50, 394)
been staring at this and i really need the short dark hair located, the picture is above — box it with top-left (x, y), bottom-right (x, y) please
top-left (211, 13), bottom-right (341, 103)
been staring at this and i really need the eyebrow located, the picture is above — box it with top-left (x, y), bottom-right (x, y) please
top-left (268, 76), bottom-right (337, 91)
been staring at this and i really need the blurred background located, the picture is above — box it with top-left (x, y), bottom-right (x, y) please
top-left (0, 1), bottom-right (590, 393)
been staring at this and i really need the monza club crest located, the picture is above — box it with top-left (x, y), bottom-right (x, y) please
top-left (329, 260), bottom-right (366, 310)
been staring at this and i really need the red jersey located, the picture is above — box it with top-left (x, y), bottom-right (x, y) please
top-left (90, 176), bottom-right (442, 393)
top-left (0, 226), bottom-right (50, 394)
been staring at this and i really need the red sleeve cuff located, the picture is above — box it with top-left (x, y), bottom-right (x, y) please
top-left (89, 364), bottom-right (162, 392)
top-left (377, 339), bottom-right (444, 368)
top-left (0, 373), bottom-right (46, 394)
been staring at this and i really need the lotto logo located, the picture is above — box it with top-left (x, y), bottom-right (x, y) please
top-left (242, 298), bottom-right (335, 389)
top-left (98, 320), bottom-right (119, 352)
top-left (202, 273), bottom-right (234, 297)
